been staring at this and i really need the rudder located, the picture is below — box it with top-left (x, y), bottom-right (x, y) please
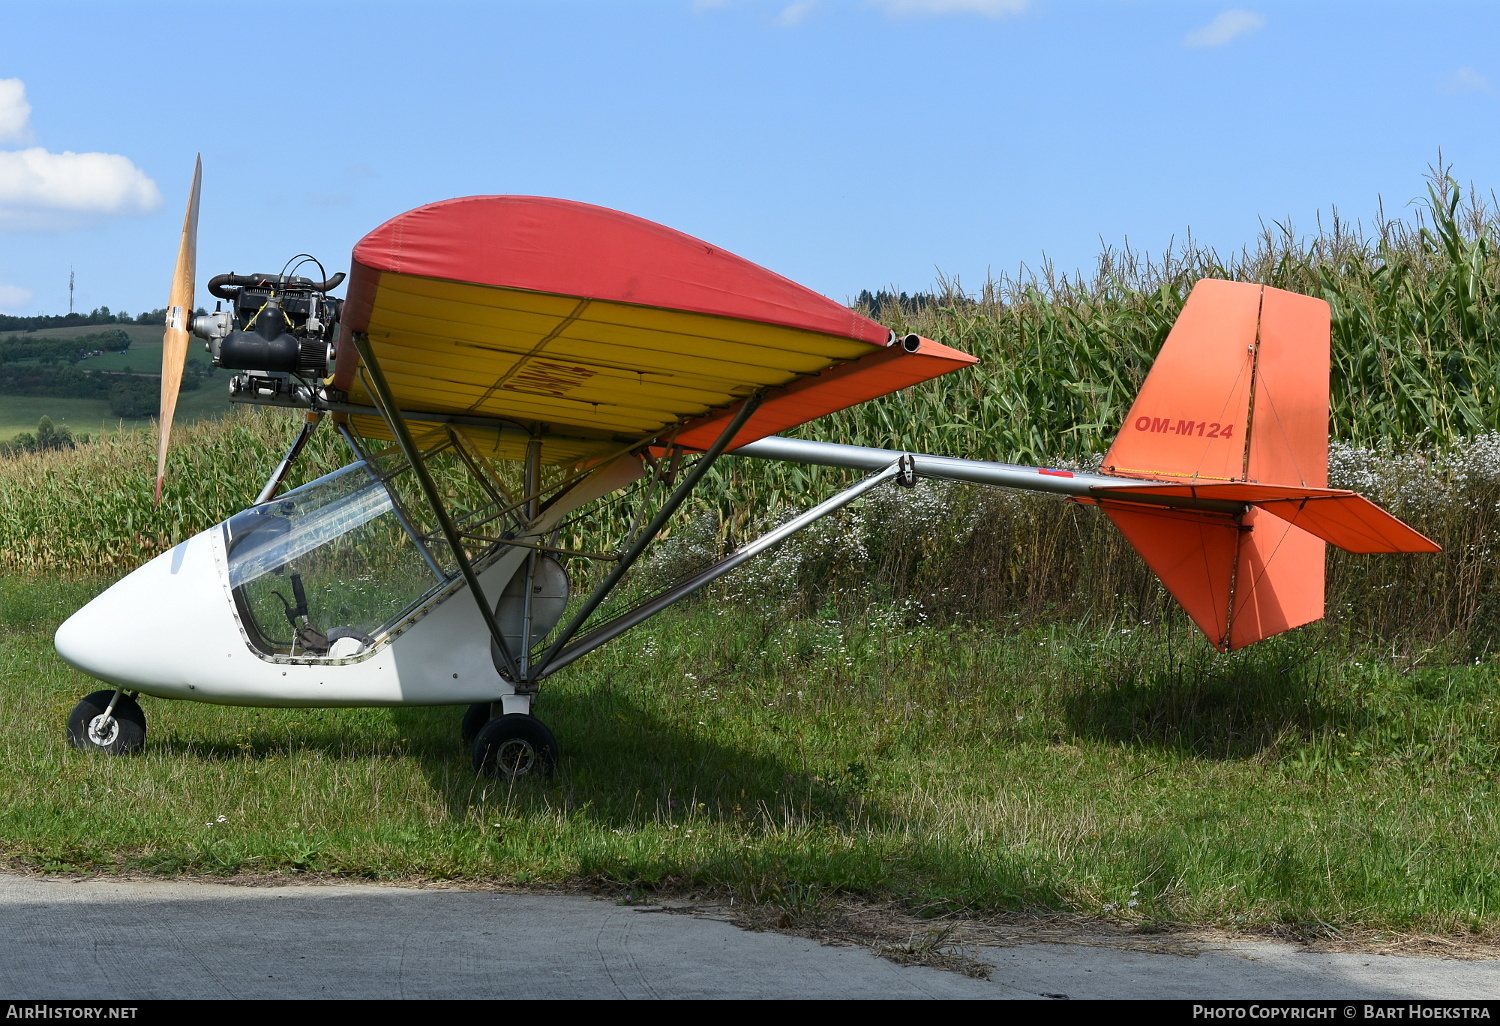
top-left (1097, 279), bottom-right (1332, 650)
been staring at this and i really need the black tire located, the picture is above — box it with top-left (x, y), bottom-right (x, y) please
top-left (325, 627), bottom-right (376, 657)
top-left (326, 626), bottom-right (376, 645)
top-left (66, 690), bottom-right (146, 755)
top-left (461, 702), bottom-right (493, 745)
top-left (472, 714), bottom-right (559, 780)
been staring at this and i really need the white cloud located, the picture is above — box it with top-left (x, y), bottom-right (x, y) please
top-left (0, 148), bottom-right (162, 229)
top-left (775, 0), bottom-right (816, 26)
top-left (0, 80), bottom-right (32, 145)
top-left (1184, 9), bottom-right (1265, 48)
top-left (1443, 67), bottom-right (1493, 94)
top-left (872, 0), bottom-right (1028, 17)
top-left (0, 283), bottom-right (34, 314)
top-left (0, 80), bottom-right (162, 231)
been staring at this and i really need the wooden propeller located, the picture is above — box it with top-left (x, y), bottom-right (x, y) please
top-left (155, 155), bottom-right (201, 506)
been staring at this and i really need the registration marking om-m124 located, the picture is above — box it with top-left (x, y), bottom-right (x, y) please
top-left (1133, 416), bottom-right (1236, 439)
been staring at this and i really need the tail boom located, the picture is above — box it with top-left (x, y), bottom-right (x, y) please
top-left (732, 274), bottom-right (1438, 654)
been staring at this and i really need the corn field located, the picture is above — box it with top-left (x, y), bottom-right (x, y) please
top-left (4, 169), bottom-right (1500, 649)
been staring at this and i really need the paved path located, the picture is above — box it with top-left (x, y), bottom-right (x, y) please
top-left (1, 875), bottom-right (1496, 999)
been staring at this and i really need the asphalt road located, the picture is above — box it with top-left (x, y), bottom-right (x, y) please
top-left (1, 875), bottom-right (1496, 1000)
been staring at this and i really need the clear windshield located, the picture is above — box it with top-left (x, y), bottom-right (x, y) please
top-left (224, 462), bottom-right (444, 658)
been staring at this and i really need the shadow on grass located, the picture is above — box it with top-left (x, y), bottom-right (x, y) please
top-left (389, 683), bottom-right (881, 831)
top-left (387, 685), bottom-right (1065, 909)
top-left (1061, 628), bottom-right (1366, 759)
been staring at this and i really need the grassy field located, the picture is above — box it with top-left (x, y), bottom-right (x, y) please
top-left (0, 385), bottom-right (230, 442)
top-left (0, 321), bottom-right (221, 441)
top-left (75, 348), bottom-right (215, 373)
top-left (3, 574), bottom-right (1498, 939)
top-left (0, 324), bottom-right (164, 346)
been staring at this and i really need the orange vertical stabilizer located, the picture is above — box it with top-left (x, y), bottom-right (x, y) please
top-left (1096, 279), bottom-right (1334, 650)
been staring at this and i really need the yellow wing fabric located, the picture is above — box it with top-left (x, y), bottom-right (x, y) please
top-left (334, 197), bottom-right (970, 463)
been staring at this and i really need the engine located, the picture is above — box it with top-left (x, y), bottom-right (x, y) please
top-left (191, 268), bottom-right (346, 381)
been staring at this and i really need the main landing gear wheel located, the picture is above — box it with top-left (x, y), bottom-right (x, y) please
top-left (460, 702), bottom-right (493, 745)
top-left (66, 690), bottom-right (146, 755)
top-left (472, 714), bottom-right (559, 780)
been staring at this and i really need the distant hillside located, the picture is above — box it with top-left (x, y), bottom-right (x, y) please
top-left (0, 317), bottom-right (222, 441)
top-left (0, 306), bottom-right (183, 333)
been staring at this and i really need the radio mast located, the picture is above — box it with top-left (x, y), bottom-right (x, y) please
top-left (69, 269), bottom-right (74, 315)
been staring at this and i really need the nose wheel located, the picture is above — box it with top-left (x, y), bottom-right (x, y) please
top-left (472, 714), bottom-right (559, 779)
top-left (66, 690), bottom-right (146, 755)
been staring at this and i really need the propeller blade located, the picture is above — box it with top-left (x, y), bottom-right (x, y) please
top-left (155, 155), bottom-right (201, 506)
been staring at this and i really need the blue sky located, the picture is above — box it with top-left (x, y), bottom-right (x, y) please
top-left (0, 0), bottom-right (1497, 317)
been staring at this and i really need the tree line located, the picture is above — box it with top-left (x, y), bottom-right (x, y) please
top-left (0, 416), bottom-right (87, 457)
top-left (0, 328), bottom-right (132, 365)
top-left (0, 306), bottom-right (177, 333)
top-left (854, 290), bottom-right (944, 321)
top-left (0, 362), bottom-right (204, 417)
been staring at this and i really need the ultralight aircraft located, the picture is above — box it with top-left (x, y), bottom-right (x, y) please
top-left (54, 160), bottom-right (1440, 777)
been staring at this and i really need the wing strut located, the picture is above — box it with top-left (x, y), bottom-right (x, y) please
top-left (531, 393), bottom-right (764, 680)
top-left (351, 330), bottom-right (526, 684)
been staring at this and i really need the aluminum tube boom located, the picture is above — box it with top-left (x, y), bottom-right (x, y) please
top-left (730, 435), bottom-right (1247, 516)
top-left (539, 459), bottom-right (905, 678)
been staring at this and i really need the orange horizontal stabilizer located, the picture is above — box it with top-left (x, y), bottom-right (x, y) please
top-left (1091, 482), bottom-right (1440, 554)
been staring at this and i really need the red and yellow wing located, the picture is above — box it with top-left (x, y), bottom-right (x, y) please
top-left (334, 197), bottom-right (975, 462)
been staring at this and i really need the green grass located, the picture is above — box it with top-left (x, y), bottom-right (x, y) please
top-left (0, 385), bottom-right (230, 442)
top-left (4, 574), bottom-right (1498, 937)
top-left (75, 351), bottom-right (214, 374)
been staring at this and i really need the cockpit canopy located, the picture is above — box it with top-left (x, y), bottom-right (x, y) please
top-left (224, 462), bottom-right (442, 660)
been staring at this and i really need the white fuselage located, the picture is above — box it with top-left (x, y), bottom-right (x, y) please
top-left (54, 520), bottom-right (517, 708)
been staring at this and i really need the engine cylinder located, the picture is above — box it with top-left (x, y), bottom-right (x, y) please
top-left (216, 330), bottom-right (301, 372)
